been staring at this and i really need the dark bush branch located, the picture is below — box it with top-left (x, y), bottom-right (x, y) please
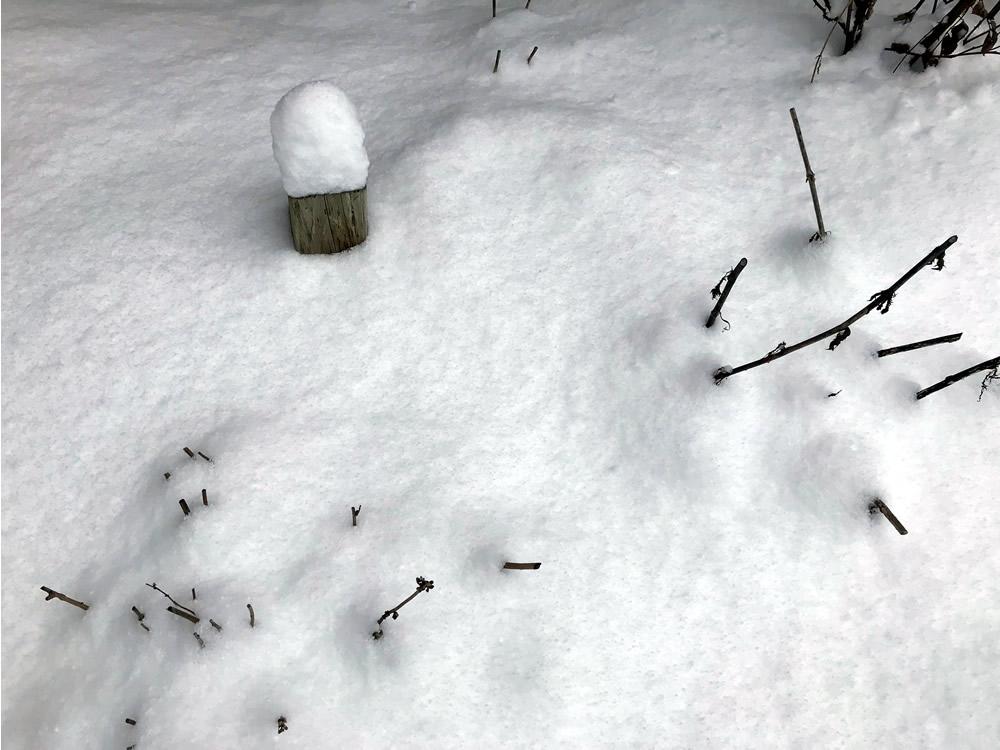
top-left (915, 355), bottom-right (1000, 400)
top-left (40, 586), bottom-right (90, 611)
top-left (789, 108), bottom-right (828, 241)
top-left (706, 258), bottom-right (747, 329)
top-left (372, 576), bottom-right (434, 639)
top-left (714, 236), bottom-right (956, 383)
top-left (876, 332), bottom-right (962, 357)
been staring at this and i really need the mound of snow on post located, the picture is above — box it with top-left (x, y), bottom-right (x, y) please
top-left (270, 81), bottom-right (369, 197)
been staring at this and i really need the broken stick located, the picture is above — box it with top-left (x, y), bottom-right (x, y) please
top-left (877, 332), bottom-right (962, 357)
top-left (869, 498), bottom-right (908, 535)
top-left (706, 257), bottom-right (747, 329)
top-left (40, 586), bottom-right (90, 611)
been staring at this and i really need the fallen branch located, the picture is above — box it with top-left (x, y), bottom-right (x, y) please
top-left (915, 355), bottom-right (1000, 400)
top-left (714, 236), bottom-right (956, 383)
top-left (40, 586), bottom-right (90, 611)
top-left (876, 332), bottom-right (962, 357)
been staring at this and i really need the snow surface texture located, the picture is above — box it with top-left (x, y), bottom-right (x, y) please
top-left (2, 0), bottom-right (999, 748)
top-left (271, 80), bottom-right (369, 196)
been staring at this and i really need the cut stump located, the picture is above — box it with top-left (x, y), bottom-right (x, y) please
top-left (288, 187), bottom-right (368, 254)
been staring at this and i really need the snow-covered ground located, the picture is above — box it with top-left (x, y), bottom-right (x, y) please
top-left (2, 0), bottom-right (998, 747)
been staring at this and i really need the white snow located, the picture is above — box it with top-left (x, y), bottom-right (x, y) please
top-left (271, 80), bottom-right (369, 196)
top-left (2, 0), bottom-right (999, 748)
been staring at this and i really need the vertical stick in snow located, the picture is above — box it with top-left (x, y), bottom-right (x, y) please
top-left (706, 258), bottom-right (747, 329)
top-left (493, 50), bottom-right (502, 73)
top-left (789, 108), bottom-right (828, 242)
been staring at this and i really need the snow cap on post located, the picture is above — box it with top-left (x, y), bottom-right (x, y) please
top-left (270, 81), bottom-right (369, 198)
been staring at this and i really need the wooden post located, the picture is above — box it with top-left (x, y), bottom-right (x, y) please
top-left (869, 498), bottom-right (908, 535)
top-left (503, 562), bottom-right (541, 570)
top-left (789, 108), bottom-right (828, 241)
top-left (287, 188), bottom-right (368, 254)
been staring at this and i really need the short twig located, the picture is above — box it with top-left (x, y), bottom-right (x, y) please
top-left (503, 562), bottom-right (542, 570)
top-left (247, 603), bottom-right (255, 628)
top-left (351, 505), bottom-right (361, 527)
top-left (493, 49), bottom-right (502, 73)
top-left (210, 619), bottom-right (222, 632)
top-left (168, 606), bottom-right (200, 624)
top-left (869, 498), bottom-right (908, 535)
top-left (131, 605), bottom-right (150, 632)
top-left (373, 577), bottom-right (434, 639)
top-left (193, 632), bottom-right (205, 648)
top-left (527, 46), bottom-right (539, 64)
top-left (706, 258), bottom-right (747, 330)
top-left (198, 451), bottom-right (212, 463)
top-left (277, 716), bottom-right (289, 734)
top-left (876, 332), bottom-right (962, 357)
top-left (39, 586), bottom-right (89, 611)
top-left (125, 718), bottom-right (137, 726)
top-left (179, 498), bottom-right (191, 516)
top-left (183, 447), bottom-right (195, 458)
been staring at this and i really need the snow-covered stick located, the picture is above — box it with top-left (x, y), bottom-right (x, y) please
top-left (503, 562), bottom-right (541, 570)
top-left (351, 505), bottom-right (361, 526)
top-left (493, 49), bottom-right (502, 73)
top-left (869, 498), bottom-right (908, 535)
top-left (247, 603), bottom-right (255, 628)
top-left (209, 619), bottom-right (222, 632)
top-left (714, 235), bottom-right (957, 383)
top-left (372, 576), bottom-right (435, 639)
top-left (915, 355), bottom-right (1000, 400)
top-left (193, 632), bottom-right (205, 649)
top-left (706, 257), bottom-right (747, 329)
top-left (527, 46), bottom-right (539, 64)
top-left (789, 108), bottom-right (827, 242)
top-left (876, 332), bottom-right (962, 357)
top-left (39, 586), bottom-right (90, 611)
